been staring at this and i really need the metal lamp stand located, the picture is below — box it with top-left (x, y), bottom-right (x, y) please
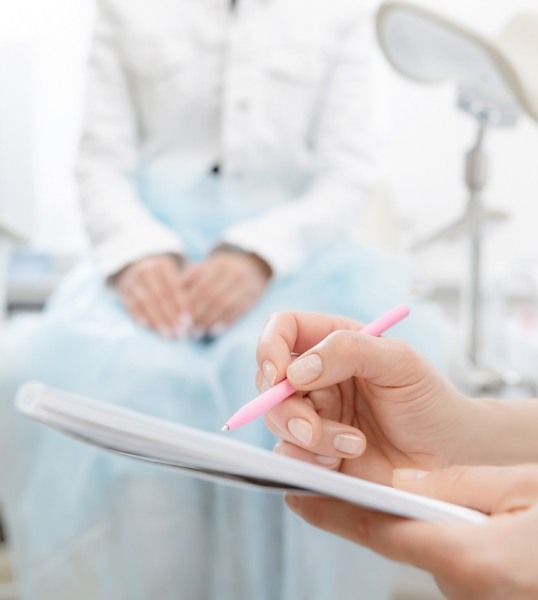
top-left (414, 104), bottom-right (536, 395)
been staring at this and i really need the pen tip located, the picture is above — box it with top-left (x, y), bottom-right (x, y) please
top-left (221, 425), bottom-right (229, 432)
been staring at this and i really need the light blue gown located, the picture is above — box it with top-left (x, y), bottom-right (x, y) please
top-left (0, 169), bottom-right (447, 599)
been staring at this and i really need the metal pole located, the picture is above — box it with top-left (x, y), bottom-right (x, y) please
top-left (463, 123), bottom-right (488, 368)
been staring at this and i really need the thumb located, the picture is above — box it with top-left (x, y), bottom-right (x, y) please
top-left (393, 464), bottom-right (538, 515)
top-left (286, 331), bottom-right (430, 391)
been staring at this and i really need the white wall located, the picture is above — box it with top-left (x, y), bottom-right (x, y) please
top-left (31, 0), bottom-right (95, 253)
top-left (377, 0), bottom-right (538, 287)
top-left (4, 0), bottom-right (538, 286)
top-left (0, 0), bottom-right (94, 254)
top-left (0, 42), bottom-right (34, 241)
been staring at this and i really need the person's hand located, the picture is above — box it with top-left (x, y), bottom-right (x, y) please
top-left (181, 250), bottom-right (272, 337)
top-left (113, 254), bottom-right (190, 337)
top-left (286, 464), bottom-right (538, 600)
top-left (256, 311), bottom-right (481, 485)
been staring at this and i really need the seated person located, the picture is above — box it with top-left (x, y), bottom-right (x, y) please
top-left (0, 1), bottom-right (446, 598)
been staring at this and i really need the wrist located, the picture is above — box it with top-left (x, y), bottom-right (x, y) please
top-left (456, 396), bottom-right (538, 465)
top-left (212, 243), bottom-right (273, 279)
top-left (452, 397), bottom-right (497, 465)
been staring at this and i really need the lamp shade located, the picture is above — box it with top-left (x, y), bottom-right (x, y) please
top-left (377, 1), bottom-right (538, 124)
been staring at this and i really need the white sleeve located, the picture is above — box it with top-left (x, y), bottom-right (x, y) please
top-left (220, 11), bottom-right (378, 278)
top-left (76, 1), bottom-right (183, 278)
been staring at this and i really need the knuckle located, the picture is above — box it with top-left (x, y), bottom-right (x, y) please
top-left (117, 266), bottom-right (139, 288)
top-left (390, 338), bottom-right (421, 366)
top-left (426, 466), bottom-right (475, 505)
top-left (138, 261), bottom-right (155, 275)
top-left (326, 329), bottom-right (357, 353)
top-left (265, 311), bottom-right (286, 328)
top-left (389, 337), bottom-right (413, 354)
top-left (498, 465), bottom-right (538, 511)
top-left (257, 311), bottom-right (295, 355)
top-left (388, 338), bottom-right (430, 381)
top-left (443, 465), bottom-right (473, 488)
top-left (331, 331), bottom-right (369, 369)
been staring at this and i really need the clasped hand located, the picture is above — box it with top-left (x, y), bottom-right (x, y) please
top-left (114, 250), bottom-right (271, 338)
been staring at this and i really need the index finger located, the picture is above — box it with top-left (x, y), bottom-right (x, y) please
top-left (256, 311), bottom-right (362, 385)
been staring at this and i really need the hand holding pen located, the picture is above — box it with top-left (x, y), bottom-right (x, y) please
top-left (222, 305), bottom-right (410, 431)
top-left (250, 306), bottom-right (479, 483)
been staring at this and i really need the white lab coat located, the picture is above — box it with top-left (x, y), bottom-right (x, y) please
top-left (77, 0), bottom-right (378, 278)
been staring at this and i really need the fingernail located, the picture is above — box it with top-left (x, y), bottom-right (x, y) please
top-left (262, 360), bottom-right (277, 386)
top-left (208, 321), bottom-right (227, 337)
top-left (273, 441), bottom-right (285, 455)
top-left (175, 323), bottom-right (189, 338)
top-left (175, 312), bottom-right (193, 337)
top-left (315, 455), bottom-right (339, 466)
top-left (393, 468), bottom-right (430, 481)
top-left (159, 327), bottom-right (173, 339)
top-left (178, 311), bottom-right (193, 326)
top-left (287, 354), bottom-right (323, 385)
top-left (287, 418), bottom-right (313, 445)
top-left (333, 434), bottom-right (365, 455)
top-left (259, 378), bottom-right (271, 393)
top-left (190, 326), bottom-right (205, 340)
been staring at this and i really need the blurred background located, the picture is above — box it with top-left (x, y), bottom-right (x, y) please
top-left (3, 0), bottom-right (538, 327)
top-left (1, 0), bottom-right (538, 598)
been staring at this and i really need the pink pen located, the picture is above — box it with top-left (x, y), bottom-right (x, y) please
top-left (222, 304), bottom-right (410, 432)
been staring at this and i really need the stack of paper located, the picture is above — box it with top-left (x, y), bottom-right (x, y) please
top-left (16, 381), bottom-right (487, 524)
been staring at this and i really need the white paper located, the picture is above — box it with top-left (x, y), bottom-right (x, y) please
top-left (16, 381), bottom-right (487, 524)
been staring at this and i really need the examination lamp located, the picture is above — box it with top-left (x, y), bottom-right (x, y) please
top-left (376, 1), bottom-right (538, 391)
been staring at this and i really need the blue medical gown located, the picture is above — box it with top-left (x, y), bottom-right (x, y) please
top-left (0, 173), bottom-right (447, 600)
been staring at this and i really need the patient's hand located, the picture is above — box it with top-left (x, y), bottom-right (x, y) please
top-left (180, 250), bottom-right (272, 337)
top-left (113, 254), bottom-right (190, 338)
